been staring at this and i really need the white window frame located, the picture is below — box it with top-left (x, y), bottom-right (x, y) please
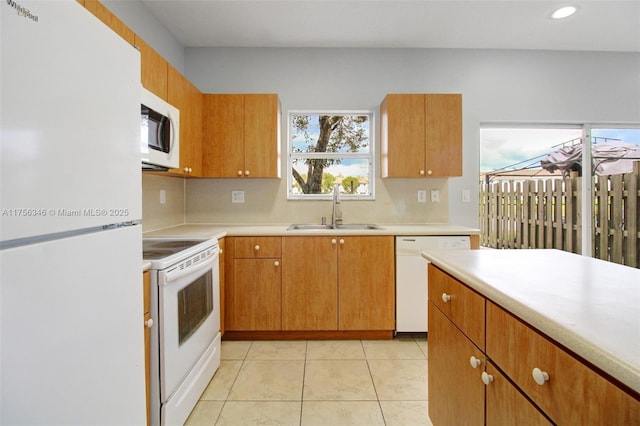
top-left (287, 110), bottom-right (375, 200)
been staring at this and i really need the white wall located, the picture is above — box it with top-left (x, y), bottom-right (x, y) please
top-left (184, 47), bottom-right (639, 227)
top-left (102, 0), bottom-right (185, 73)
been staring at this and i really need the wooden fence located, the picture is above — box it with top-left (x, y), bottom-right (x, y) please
top-left (479, 162), bottom-right (640, 268)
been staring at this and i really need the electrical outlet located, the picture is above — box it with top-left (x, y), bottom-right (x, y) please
top-left (430, 189), bottom-right (440, 203)
top-left (159, 189), bottom-right (166, 205)
top-left (462, 189), bottom-right (471, 203)
top-left (417, 189), bottom-right (427, 203)
top-left (231, 191), bottom-right (245, 203)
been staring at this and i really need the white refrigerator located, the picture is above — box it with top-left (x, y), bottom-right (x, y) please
top-left (1, 1), bottom-right (145, 424)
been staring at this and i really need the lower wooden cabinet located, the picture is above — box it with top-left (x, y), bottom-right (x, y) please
top-left (486, 302), bottom-right (640, 426)
top-left (428, 265), bottom-right (640, 425)
top-left (428, 300), bottom-right (484, 425)
top-left (282, 237), bottom-right (338, 330)
top-left (227, 237), bottom-right (282, 331)
top-left (337, 236), bottom-right (395, 330)
top-left (226, 235), bottom-right (395, 334)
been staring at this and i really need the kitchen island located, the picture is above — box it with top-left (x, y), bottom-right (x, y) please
top-left (422, 248), bottom-right (639, 425)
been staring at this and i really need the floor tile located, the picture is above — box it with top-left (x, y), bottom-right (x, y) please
top-left (362, 339), bottom-right (426, 359)
top-left (190, 339), bottom-right (433, 425)
top-left (306, 340), bottom-right (365, 359)
top-left (228, 360), bottom-right (304, 400)
top-left (220, 341), bottom-right (251, 360)
top-left (303, 360), bottom-right (377, 400)
top-left (245, 340), bottom-right (307, 360)
top-left (301, 401), bottom-right (385, 426)
top-left (414, 336), bottom-right (428, 359)
top-left (368, 359), bottom-right (428, 400)
top-left (215, 401), bottom-right (301, 426)
top-left (200, 360), bottom-right (242, 400)
top-left (380, 400), bottom-right (432, 426)
top-left (184, 400), bottom-right (224, 426)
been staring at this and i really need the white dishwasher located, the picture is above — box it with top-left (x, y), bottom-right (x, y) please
top-left (395, 236), bottom-right (471, 332)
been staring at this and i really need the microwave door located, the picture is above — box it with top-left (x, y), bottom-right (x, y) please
top-left (159, 114), bottom-right (172, 154)
top-left (144, 106), bottom-right (170, 153)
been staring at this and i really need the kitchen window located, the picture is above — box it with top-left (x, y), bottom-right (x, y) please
top-left (287, 111), bottom-right (374, 200)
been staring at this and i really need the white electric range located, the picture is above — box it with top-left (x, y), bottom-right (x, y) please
top-left (143, 238), bottom-right (221, 426)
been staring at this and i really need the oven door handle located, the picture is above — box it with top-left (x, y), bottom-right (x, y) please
top-left (163, 249), bottom-right (219, 284)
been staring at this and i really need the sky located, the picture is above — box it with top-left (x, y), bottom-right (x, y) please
top-left (480, 127), bottom-right (640, 172)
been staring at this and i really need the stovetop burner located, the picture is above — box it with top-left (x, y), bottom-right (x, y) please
top-left (143, 239), bottom-right (210, 260)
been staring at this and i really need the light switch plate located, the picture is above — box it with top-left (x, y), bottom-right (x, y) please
top-left (430, 189), bottom-right (440, 203)
top-left (159, 189), bottom-right (166, 205)
top-left (418, 189), bottom-right (427, 203)
top-left (462, 189), bottom-right (471, 203)
top-left (231, 191), bottom-right (245, 203)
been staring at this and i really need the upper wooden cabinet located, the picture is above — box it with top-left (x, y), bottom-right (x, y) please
top-left (203, 94), bottom-right (281, 178)
top-left (380, 93), bottom-right (462, 178)
top-left (167, 65), bottom-right (202, 176)
top-left (83, 0), bottom-right (135, 45)
top-left (135, 35), bottom-right (168, 101)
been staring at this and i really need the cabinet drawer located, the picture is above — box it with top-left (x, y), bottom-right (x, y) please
top-left (428, 265), bottom-right (485, 350)
top-left (486, 302), bottom-right (640, 425)
top-left (234, 236), bottom-right (281, 258)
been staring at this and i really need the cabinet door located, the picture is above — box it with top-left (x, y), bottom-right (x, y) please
top-left (424, 94), bottom-right (462, 177)
top-left (232, 258), bottom-right (281, 330)
top-left (485, 362), bottom-right (552, 426)
top-left (380, 94), bottom-right (425, 177)
top-left (135, 35), bottom-right (167, 100)
top-left (244, 94), bottom-right (280, 178)
top-left (281, 237), bottom-right (338, 330)
top-left (487, 302), bottom-right (640, 425)
top-left (203, 94), bottom-right (244, 177)
top-left (338, 236), bottom-right (395, 330)
top-left (428, 301), bottom-right (484, 425)
top-left (167, 65), bottom-right (202, 176)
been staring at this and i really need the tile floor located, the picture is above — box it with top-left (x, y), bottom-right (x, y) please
top-left (184, 335), bottom-right (433, 426)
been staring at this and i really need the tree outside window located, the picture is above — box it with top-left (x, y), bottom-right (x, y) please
top-left (288, 112), bottom-right (374, 199)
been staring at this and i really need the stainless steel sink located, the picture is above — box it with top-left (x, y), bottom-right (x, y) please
top-left (335, 224), bottom-right (384, 230)
top-left (287, 224), bottom-right (335, 230)
top-left (287, 223), bottom-right (383, 231)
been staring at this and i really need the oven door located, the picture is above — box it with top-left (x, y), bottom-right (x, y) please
top-left (158, 248), bottom-right (220, 400)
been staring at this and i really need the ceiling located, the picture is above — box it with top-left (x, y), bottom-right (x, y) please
top-left (140, 0), bottom-right (640, 52)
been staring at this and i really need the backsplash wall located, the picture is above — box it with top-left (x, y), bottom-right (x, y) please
top-left (141, 174), bottom-right (186, 232)
top-left (185, 177), bottom-right (449, 225)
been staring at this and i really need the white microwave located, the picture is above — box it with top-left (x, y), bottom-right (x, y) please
top-left (141, 87), bottom-right (180, 170)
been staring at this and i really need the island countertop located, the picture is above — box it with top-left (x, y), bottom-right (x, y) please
top-left (421, 248), bottom-right (640, 394)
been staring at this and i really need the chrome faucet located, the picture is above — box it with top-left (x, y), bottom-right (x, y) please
top-left (331, 183), bottom-right (343, 227)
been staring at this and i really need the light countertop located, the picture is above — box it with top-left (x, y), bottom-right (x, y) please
top-left (421, 248), bottom-right (640, 394)
top-left (142, 223), bottom-right (479, 238)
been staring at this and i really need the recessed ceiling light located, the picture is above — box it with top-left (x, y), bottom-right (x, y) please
top-left (551, 6), bottom-right (577, 19)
